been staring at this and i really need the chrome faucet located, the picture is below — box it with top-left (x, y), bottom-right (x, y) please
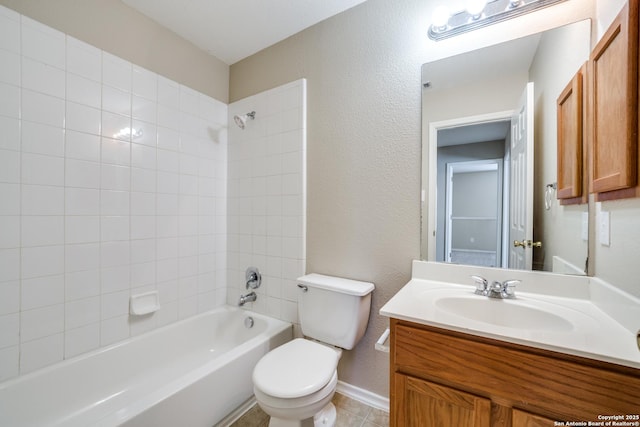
top-left (471, 276), bottom-right (519, 299)
top-left (238, 291), bottom-right (257, 306)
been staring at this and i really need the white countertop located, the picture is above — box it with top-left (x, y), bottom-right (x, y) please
top-left (380, 262), bottom-right (640, 370)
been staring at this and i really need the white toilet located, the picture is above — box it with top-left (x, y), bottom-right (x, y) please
top-left (252, 273), bottom-right (375, 427)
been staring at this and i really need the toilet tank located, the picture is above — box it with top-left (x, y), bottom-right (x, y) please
top-left (297, 274), bottom-right (375, 350)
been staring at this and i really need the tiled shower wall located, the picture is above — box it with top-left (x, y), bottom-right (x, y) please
top-left (227, 80), bottom-right (306, 327)
top-left (0, 6), bottom-right (227, 380)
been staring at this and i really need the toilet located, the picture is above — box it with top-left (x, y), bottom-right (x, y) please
top-left (252, 273), bottom-right (375, 427)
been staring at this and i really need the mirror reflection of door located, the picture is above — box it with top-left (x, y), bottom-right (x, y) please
top-left (445, 160), bottom-right (503, 267)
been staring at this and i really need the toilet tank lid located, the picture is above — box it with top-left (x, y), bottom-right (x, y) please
top-left (297, 274), bottom-right (374, 296)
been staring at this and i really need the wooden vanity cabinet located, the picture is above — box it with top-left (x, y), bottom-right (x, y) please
top-left (557, 64), bottom-right (587, 205)
top-left (589, 0), bottom-right (639, 200)
top-left (389, 318), bottom-right (640, 427)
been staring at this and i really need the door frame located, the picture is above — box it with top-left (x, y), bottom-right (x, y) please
top-left (426, 110), bottom-right (513, 265)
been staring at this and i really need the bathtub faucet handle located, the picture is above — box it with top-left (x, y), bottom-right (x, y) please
top-left (245, 267), bottom-right (262, 290)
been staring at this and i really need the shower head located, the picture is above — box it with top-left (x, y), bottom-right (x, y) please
top-left (233, 111), bottom-right (256, 129)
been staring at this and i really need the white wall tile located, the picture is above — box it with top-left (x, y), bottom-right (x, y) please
top-left (22, 57), bottom-right (65, 98)
top-left (22, 89), bottom-right (65, 127)
top-left (0, 6), bottom-right (20, 53)
top-left (0, 49), bottom-right (20, 86)
top-left (21, 275), bottom-right (64, 311)
top-left (101, 265), bottom-right (130, 293)
top-left (131, 192), bottom-right (155, 215)
top-left (101, 164), bottom-right (130, 191)
top-left (0, 217), bottom-right (20, 250)
top-left (19, 333), bottom-right (63, 374)
top-left (66, 188), bottom-right (100, 215)
top-left (132, 66), bottom-right (157, 101)
top-left (102, 52), bottom-right (131, 92)
top-left (64, 323), bottom-right (99, 358)
top-left (132, 96), bottom-right (157, 123)
top-left (65, 269), bottom-right (100, 301)
top-left (131, 167), bottom-right (156, 193)
top-left (20, 304), bottom-right (64, 342)
top-left (0, 345), bottom-right (19, 381)
top-left (103, 85), bottom-right (131, 116)
top-left (100, 241), bottom-right (130, 268)
top-left (22, 185), bottom-right (64, 215)
top-left (22, 216), bottom-right (64, 247)
top-left (22, 245), bottom-right (65, 279)
top-left (0, 10), bottom-right (228, 379)
top-left (101, 137), bottom-right (130, 166)
top-left (66, 159), bottom-right (101, 189)
top-left (21, 153), bottom-right (65, 186)
top-left (21, 16), bottom-right (65, 69)
top-left (100, 315), bottom-right (129, 346)
top-left (66, 36), bottom-right (102, 82)
top-left (0, 116), bottom-right (20, 151)
top-left (65, 243), bottom-right (99, 273)
top-left (0, 83), bottom-right (20, 119)
top-left (0, 149), bottom-right (20, 183)
top-left (131, 216), bottom-right (155, 240)
top-left (102, 111), bottom-right (131, 141)
top-left (67, 73), bottom-right (101, 108)
top-left (158, 76), bottom-right (179, 108)
top-left (65, 216), bottom-right (99, 244)
top-left (22, 122), bottom-right (65, 157)
top-left (65, 131), bottom-right (100, 162)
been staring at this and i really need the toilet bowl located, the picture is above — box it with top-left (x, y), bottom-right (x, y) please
top-left (253, 339), bottom-right (340, 426)
top-left (252, 274), bottom-right (375, 427)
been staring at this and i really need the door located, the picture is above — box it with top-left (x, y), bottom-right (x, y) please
top-left (509, 82), bottom-right (534, 270)
top-left (445, 160), bottom-right (503, 267)
top-left (393, 374), bottom-right (491, 427)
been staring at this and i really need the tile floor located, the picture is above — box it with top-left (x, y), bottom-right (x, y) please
top-left (229, 392), bottom-right (389, 427)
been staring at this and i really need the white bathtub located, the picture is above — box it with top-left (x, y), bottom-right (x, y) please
top-left (0, 306), bottom-right (292, 427)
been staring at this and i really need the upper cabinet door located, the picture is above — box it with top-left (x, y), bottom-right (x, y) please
top-left (557, 64), bottom-right (585, 202)
top-left (590, 0), bottom-right (639, 195)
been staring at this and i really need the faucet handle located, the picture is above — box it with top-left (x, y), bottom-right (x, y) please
top-left (471, 275), bottom-right (488, 295)
top-left (501, 279), bottom-right (520, 298)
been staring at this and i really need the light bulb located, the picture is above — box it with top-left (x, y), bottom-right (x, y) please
top-left (466, 0), bottom-right (487, 18)
top-left (432, 6), bottom-right (450, 30)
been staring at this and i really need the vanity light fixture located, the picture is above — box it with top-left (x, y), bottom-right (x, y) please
top-left (428, 0), bottom-right (568, 41)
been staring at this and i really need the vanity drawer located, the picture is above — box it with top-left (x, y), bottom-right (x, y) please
top-left (392, 320), bottom-right (640, 420)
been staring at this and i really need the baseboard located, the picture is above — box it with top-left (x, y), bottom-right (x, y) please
top-left (215, 396), bottom-right (257, 427)
top-left (336, 380), bottom-right (389, 413)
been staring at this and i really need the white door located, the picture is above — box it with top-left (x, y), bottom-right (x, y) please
top-left (509, 82), bottom-right (534, 269)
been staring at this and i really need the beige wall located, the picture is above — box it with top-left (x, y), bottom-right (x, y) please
top-left (593, 0), bottom-right (640, 298)
top-left (529, 21), bottom-right (590, 272)
top-left (0, 0), bottom-right (229, 102)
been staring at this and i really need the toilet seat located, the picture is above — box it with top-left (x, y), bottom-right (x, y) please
top-left (253, 338), bottom-right (341, 399)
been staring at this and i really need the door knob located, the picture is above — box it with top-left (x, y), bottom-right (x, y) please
top-left (513, 240), bottom-right (526, 248)
top-left (529, 240), bottom-right (542, 248)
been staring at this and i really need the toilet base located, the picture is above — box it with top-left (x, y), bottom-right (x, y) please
top-left (267, 402), bottom-right (337, 427)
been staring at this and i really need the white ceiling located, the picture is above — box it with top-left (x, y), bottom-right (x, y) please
top-left (122, 0), bottom-right (368, 65)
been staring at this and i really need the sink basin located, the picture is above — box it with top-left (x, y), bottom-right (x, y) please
top-left (434, 294), bottom-right (574, 331)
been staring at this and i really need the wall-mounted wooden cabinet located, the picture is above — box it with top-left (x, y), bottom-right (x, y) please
top-left (389, 319), bottom-right (640, 427)
top-left (557, 63), bottom-right (587, 205)
top-left (589, 0), bottom-right (639, 200)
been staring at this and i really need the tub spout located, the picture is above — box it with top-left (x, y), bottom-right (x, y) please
top-left (238, 292), bottom-right (257, 306)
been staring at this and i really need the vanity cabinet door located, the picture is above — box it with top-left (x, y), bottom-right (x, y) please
top-left (512, 409), bottom-right (557, 427)
top-left (589, 0), bottom-right (639, 197)
top-left (393, 373), bottom-right (491, 427)
top-left (557, 64), bottom-right (586, 204)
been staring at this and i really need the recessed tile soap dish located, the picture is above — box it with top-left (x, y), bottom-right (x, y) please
top-left (130, 291), bottom-right (160, 316)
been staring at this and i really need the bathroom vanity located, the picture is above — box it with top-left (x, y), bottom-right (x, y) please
top-left (381, 261), bottom-right (640, 427)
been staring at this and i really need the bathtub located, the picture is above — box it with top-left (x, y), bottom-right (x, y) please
top-left (0, 306), bottom-right (292, 427)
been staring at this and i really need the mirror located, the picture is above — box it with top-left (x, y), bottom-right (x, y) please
top-left (421, 20), bottom-right (591, 274)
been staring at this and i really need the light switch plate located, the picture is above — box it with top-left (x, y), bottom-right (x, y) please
top-left (599, 211), bottom-right (610, 246)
